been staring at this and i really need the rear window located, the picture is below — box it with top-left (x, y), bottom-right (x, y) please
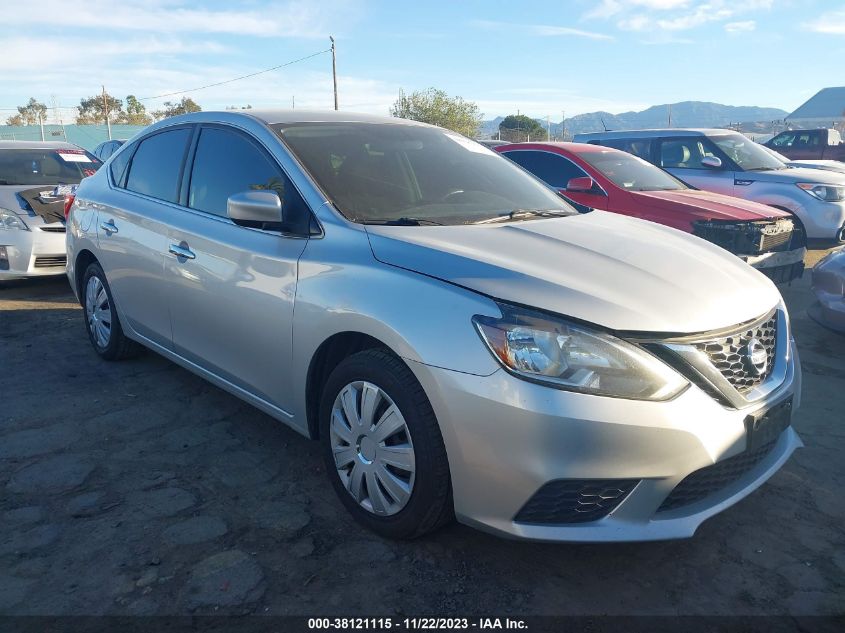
top-left (0, 149), bottom-right (101, 185)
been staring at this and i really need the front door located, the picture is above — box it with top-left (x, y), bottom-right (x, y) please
top-left (657, 137), bottom-right (736, 196)
top-left (163, 125), bottom-right (311, 412)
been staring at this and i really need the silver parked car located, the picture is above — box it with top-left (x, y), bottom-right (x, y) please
top-left (0, 141), bottom-right (101, 279)
top-left (574, 129), bottom-right (845, 243)
top-left (67, 111), bottom-right (802, 542)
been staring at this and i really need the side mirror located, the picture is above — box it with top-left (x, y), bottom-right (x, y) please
top-left (227, 190), bottom-right (282, 228)
top-left (701, 156), bottom-right (723, 169)
top-left (566, 176), bottom-right (598, 193)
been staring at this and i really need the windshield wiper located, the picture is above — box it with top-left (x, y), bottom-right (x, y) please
top-left (363, 217), bottom-right (444, 226)
top-left (473, 209), bottom-right (572, 225)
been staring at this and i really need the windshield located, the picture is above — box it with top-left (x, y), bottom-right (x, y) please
top-left (577, 149), bottom-right (686, 191)
top-left (709, 134), bottom-right (785, 172)
top-left (0, 148), bottom-right (101, 185)
top-left (273, 122), bottom-right (575, 225)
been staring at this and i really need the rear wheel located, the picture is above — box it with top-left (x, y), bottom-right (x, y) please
top-left (81, 262), bottom-right (139, 360)
top-left (319, 348), bottom-right (453, 539)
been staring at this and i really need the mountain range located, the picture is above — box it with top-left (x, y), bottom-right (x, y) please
top-left (480, 101), bottom-right (789, 139)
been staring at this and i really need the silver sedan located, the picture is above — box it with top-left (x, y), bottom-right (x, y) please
top-left (66, 111), bottom-right (801, 541)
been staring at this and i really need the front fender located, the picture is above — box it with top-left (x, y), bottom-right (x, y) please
top-left (290, 225), bottom-right (501, 421)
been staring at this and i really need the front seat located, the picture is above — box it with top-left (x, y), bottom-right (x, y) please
top-left (661, 142), bottom-right (690, 168)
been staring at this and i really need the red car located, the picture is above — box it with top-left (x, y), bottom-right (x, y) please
top-left (496, 142), bottom-right (806, 283)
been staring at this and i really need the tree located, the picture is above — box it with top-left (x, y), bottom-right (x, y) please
top-left (390, 88), bottom-right (482, 137)
top-left (6, 98), bottom-right (48, 126)
top-left (76, 93), bottom-right (123, 125)
top-left (119, 95), bottom-right (152, 125)
top-left (499, 114), bottom-right (546, 142)
top-left (152, 97), bottom-right (202, 121)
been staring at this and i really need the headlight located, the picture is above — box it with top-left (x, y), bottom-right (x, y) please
top-left (0, 208), bottom-right (28, 231)
top-left (473, 303), bottom-right (688, 401)
top-left (797, 183), bottom-right (845, 202)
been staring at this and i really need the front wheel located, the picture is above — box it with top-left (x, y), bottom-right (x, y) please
top-left (81, 262), bottom-right (139, 361)
top-left (319, 348), bottom-right (453, 539)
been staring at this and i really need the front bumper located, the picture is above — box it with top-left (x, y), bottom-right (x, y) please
top-left (801, 200), bottom-right (845, 242)
top-left (741, 247), bottom-right (806, 284)
top-left (409, 339), bottom-right (801, 542)
top-left (0, 225), bottom-right (67, 279)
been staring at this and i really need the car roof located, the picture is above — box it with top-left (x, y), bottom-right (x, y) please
top-left (497, 141), bottom-right (614, 154)
top-left (574, 128), bottom-right (740, 140)
top-left (0, 140), bottom-right (85, 150)
top-left (157, 109), bottom-right (427, 128)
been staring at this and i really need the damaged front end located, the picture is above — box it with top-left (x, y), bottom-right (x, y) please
top-left (693, 218), bottom-right (805, 284)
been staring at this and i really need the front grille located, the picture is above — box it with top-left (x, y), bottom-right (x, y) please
top-left (39, 225), bottom-right (66, 233)
top-left (759, 229), bottom-right (792, 252)
top-left (515, 479), bottom-right (639, 524)
top-left (33, 255), bottom-right (67, 268)
top-left (658, 441), bottom-right (776, 512)
top-left (695, 312), bottom-right (777, 392)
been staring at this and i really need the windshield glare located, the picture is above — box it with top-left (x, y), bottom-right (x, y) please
top-left (0, 149), bottom-right (101, 185)
top-left (274, 122), bottom-right (575, 225)
top-left (578, 150), bottom-right (686, 191)
top-left (710, 134), bottom-right (785, 172)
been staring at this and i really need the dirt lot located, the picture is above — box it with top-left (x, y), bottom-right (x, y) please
top-left (1, 252), bottom-right (843, 617)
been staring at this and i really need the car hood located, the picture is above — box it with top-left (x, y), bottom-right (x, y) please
top-left (787, 160), bottom-right (845, 175)
top-left (366, 211), bottom-right (780, 334)
top-left (0, 184), bottom-right (70, 225)
top-left (632, 189), bottom-right (790, 222)
top-left (739, 166), bottom-right (845, 185)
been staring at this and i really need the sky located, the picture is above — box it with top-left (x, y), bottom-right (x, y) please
top-left (2, 0), bottom-right (845, 123)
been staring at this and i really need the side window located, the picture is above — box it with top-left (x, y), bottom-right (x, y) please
top-left (125, 128), bottom-right (191, 203)
top-left (771, 133), bottom-right (795, 148)
top-left (188, 127), bottom-right (310, 234)
top-left (109, 142), bottom-right (134, 187)
top-left (658, 138), bottom-right (707, 169)
top-left (503, 150), bottom-right (586, 188)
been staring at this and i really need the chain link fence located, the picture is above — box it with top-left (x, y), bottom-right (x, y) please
top-left (0, 123), bottom-right (147, 151)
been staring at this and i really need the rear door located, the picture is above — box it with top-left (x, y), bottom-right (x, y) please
top-left (163, 124), bottom-right (310, 412)
top-left (656, 136), bottom-right (736, 196)
top-left (95, 125), bottom-right (193, 347)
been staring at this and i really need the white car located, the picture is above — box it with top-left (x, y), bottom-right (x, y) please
top-left (0, 141), bottom-right (101, 280)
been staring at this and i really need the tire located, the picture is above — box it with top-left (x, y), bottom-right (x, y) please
top-left (319, 348), bottom-right (453, 539)
top-left (81, 261), bottom-right (139, 361)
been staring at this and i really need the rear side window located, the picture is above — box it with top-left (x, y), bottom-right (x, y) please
top-left (188, 126), bottom-right (311, 234)
top-left (125, 128), bottom-right (191, 203)
top-left (503, 150), bottom-right (587, 188)
top-left (109, 144), bottom-right (133, 187)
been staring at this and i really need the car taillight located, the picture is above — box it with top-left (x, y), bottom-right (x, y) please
top-left (63, 194), bottom-right (76, 220)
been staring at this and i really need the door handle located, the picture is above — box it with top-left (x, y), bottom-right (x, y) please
top-left (169, 243), bottom-right (196, 260)
top-left (100, 219), bottom-right (118, 234)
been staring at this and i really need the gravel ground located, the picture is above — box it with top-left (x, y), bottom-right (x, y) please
top-left (1, 251), bottom-right (843, 617)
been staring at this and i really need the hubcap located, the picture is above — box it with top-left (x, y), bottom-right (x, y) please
top-left (85, 275), bottom-right (112, 349)
top-left (329, 381), bottom-right (416, 516)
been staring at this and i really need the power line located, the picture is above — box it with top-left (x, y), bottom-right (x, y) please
top-left (137, 48), bottom-right (332, 102)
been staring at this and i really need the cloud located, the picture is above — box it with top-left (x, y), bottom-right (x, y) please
top-left (1, 0), bottom-right (357, 38)
top-left (803, 10), bottom-right (845, 35)
top-left (586, 0), bottom-right (771, 33)
top-left (724, 20), bottom-right (756, 33)
top-left (585, 0), bottom-right (690, 20)
top-left (471, 20), bottom-right (613, 41)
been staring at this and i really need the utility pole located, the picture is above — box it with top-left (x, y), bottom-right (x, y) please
top-left (102, 85), bottom-right (112, 140)
top-left (561, 110), bottom-right (565, 141)
top-left (330, 36), bottom-right (338, 110)
top-left (667, 103), bottom-right (672, 128)
top-left (546, 115), bottom-right (550, 141)
top-left (292, 95), bottom-right (295, 110)
top-left (38, 113), bottom-right (45, 141)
